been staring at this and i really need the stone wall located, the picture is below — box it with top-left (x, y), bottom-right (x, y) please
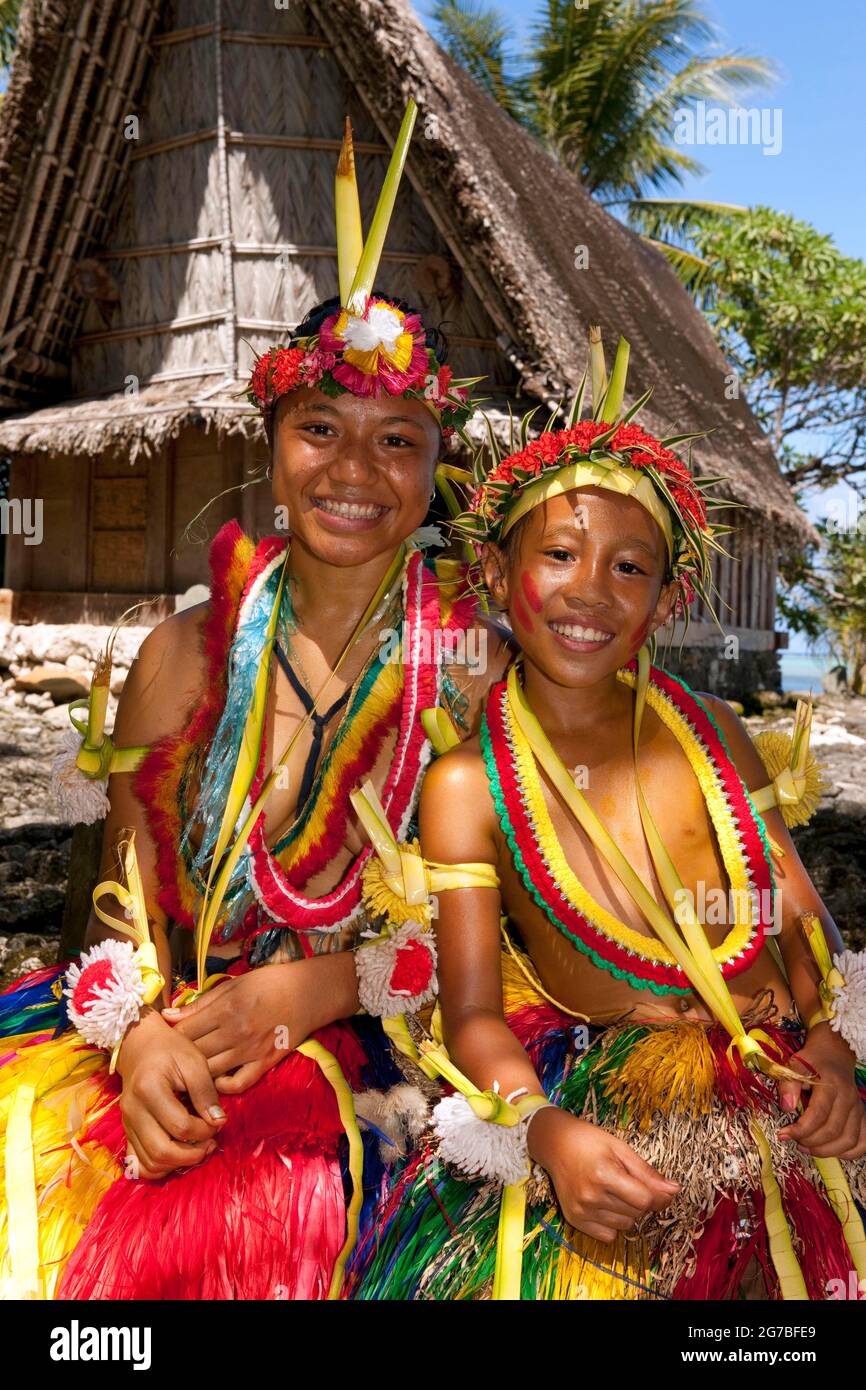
top-left (660, 644), bottom-right (782, 704)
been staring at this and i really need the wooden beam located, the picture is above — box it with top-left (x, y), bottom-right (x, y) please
top-left (150, 23), bottom-right (214, 46)
top-left (227, 131), bottom-right (389, 155)
top-left (149, 27), bottom-right (331, 49)
top-left (96, 236), bottom-right (223, 259)
top-left (130, 128), bottom-right (218, 161)
top-left (74, 310), bottom-right (226, 346)
top-left (222, 31), bottom-right (331, 49)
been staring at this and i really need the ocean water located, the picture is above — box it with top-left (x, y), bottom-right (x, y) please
top-left (779, 650), bottom-right (832, 694)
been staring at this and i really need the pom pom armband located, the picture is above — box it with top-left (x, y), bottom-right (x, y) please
top-left (801, 913), bottom-right (866, 1061)
top-left (750, 700), bottom-right (825, 848)
top-left (350, 778), bottom-right (499, 1019)
top-left (64, 834), bottom-right (164, 1070)
top-left (420, 1041), bottom-right (552, 1186)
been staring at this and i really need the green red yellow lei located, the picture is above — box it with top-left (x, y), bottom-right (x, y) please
top-left (481, 662), bottom-right (774, 996)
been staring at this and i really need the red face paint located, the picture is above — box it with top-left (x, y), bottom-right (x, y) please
top-left (520, 571), bottom-right (544, 614)
top-left (512, 594), bottom-right (534, 633)
top-left (629, 616), bottom-right (652, 649)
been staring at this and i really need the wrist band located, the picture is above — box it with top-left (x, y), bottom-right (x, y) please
top-left (354, 919), bottom-right (437, 1018)
top-left (801, 914), bottom-right (866, 1061)
top-left (431, 1087), bottom-right (553, 1186)
top-left (65, 939), bottom-right (151, 1066)
top-left (65, 833), bottom-right (165, 1071)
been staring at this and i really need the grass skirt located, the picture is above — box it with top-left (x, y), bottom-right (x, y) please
top-left (0, 963), bottom-right (398, 1300)
top-left (346, 959), bottom-right (866, 1301)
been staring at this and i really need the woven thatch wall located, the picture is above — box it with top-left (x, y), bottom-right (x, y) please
top-left (70, 0), bottom-right (513, 405)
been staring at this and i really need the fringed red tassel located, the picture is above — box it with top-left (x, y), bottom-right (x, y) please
top-left (783, 1167), bottom-right (860, 1301)
top-left (133, 520), bottom-right (263, 929)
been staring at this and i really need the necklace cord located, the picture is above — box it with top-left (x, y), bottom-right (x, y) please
top-left (193, 545), bottom-right (408, 988)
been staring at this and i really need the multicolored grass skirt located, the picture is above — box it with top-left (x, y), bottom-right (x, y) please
top-left (346, 956), bottom-right (866, 1301)
top-left (0, 963), bottom-right (397, 1300)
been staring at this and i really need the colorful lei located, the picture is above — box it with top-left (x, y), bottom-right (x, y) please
top-left (481, 662), bottom-right (774, 996)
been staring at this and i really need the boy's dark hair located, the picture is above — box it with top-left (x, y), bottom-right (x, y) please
top-left (264, 291), bottom-right (451, 451)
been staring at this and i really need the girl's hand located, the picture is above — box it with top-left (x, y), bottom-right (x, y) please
top-left (527, 1106), bottom-right (680, 1244)
top-left (164, 965), bottom-right (308, 1095)
top-left (116, 1009), bottom-right (227, 1181)
top-left (777, 1025), bottom-right (866, 1158)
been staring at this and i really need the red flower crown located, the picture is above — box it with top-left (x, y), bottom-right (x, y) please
top-left (248, 295), bottom-right (475, 439)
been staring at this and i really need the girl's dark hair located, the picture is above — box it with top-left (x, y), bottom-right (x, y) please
top-left (265, 292), bottom-right (450, 448)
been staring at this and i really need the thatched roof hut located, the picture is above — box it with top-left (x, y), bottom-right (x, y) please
top-left (0, 0), bottom-right (810, 690)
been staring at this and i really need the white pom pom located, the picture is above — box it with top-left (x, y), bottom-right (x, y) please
top-left (432, 1093), bottom-right (529, 1186)
top-left (356, 920), bottom-right (437, 1017)
top-left (65, 939), bottom-right (146, 1049)
top-left (52, 727), bottom-right (111, 825)
top-left (353, 1084), bottom-right (431, 1163)
top-left (830, 950), bottom-right (866, 1061)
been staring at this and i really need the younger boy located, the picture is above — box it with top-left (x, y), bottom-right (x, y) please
top-left (349, 351), bottom-right (866, 1301)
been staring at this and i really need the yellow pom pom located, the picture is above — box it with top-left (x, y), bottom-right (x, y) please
top-left (360, 839), bottom-right (433, 928)
top-left (751, 730), bottom-right (826, 828)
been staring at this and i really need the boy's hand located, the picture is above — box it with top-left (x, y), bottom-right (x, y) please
top-left (527, 1107), bottom-right (680, 1245)
top-left (116, 1009), bottom-right (227, 1181)
top-left (777, 1025), bottom-right (866, 1158)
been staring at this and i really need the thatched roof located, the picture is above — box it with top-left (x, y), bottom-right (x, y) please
top-left (0, 0), bottom-right (811, 544)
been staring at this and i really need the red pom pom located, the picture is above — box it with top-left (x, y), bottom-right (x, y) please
top-left (389, 939), bottom-right (434, 996)
top-left (71, 958), bottom-right (117, 1015)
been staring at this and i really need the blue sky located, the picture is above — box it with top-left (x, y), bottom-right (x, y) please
top-left (413, 2), bottom-right (864, 653)
top-left (414, 0), bottom-right (865, 257)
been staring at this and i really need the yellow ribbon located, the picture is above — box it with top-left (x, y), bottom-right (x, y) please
top-left (751, 700), bottom-right (815, 819)
top-left (502, 459), bottom-right (675, 560)
top-left (350, 778), bottom-right (499, 922)
top-left (68, 675), bottom-right (146, 780)
top-left (417, 1040), bottom-right (547, 1300)
top-left (750, 1118), bottom-right (809, 1299)
top-left (90, 834), bottom-right (165, 1072)
top-left (295, 1039), bottom-right (365, 1300)
top-left (5, 837), bottom-right (157, 1300)
top-left (508, 658), bottom-right (811, 1089)
top-left (800, 912), bottom-right (846, 1026)
top-left (421, 706), bottom-right (462, 755)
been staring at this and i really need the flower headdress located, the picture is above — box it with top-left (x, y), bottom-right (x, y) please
top-left (248, 104), bottom-right (479, 441)
top-left (457, 329), bottom-right (732, 620)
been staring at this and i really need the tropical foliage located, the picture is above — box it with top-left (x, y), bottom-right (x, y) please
top-left (779, 521), bottom-right (866, 693)
top-left (0, 0), bottom-right (21, 71)
top-left (430, 0), bottom-right (774, 198)
top-left (629, 202), bottom-right (866, 493)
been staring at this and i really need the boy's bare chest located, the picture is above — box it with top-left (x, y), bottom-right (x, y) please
top-left (499, 718), bottom-right (730, 944)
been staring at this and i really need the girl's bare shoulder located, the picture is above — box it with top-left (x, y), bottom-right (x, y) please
top-left (114, 602), bottom-right (211, 746)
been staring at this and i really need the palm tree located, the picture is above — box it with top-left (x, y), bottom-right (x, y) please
top-left (0, 0), bottom-right (22, 89)
top-left (430, 0), bottom-right (775, 201)
top-left (624, 196), bottom-right (749, 306)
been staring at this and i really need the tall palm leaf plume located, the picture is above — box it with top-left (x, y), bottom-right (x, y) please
top-left (429, 1), bottom-right (776, 201)
top-left (625, 197), bottom-right (748, 306)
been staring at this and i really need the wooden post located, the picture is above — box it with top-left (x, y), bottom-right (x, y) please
top-left (57, 821), bottom-right (104, 961)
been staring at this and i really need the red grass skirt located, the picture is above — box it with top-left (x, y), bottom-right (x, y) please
top-left (56, 1022), bottom-right (367, 1301)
